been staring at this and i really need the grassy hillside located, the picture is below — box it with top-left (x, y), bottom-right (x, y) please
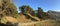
top-left (47, 10), bottom-right (60, 21)
top-left (1, 13), bottom-right (60, 26)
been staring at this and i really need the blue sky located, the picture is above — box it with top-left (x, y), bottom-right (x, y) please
top-left (11, 0), bottom-right (60, 12)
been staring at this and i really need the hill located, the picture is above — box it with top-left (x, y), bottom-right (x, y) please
top-left (47, 10), bottom-right (60, 21)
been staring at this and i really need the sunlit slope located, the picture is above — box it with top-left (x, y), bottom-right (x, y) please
top-left (18, 19), bottom-right (57, 26)
top-left (48, 10), bottom-right (60, 21)
top-left (0, 16), bottom-right (18, 24)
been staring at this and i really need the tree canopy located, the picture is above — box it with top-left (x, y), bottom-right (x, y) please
top-left (0, 0), bottom-right (18, 17)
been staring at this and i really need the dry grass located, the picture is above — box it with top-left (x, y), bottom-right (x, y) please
top-left (0, 15), bottom-right (60, 26)
top-left (36, 19), bottom-right (56, 26)
top-left (17, 19), bottom-right (58, 26)
top-left (0, 16), bottom-right (18, 24)
top-left (16, 15), bottom-right (33, 23)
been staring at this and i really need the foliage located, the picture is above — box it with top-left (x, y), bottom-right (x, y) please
top-left (37, 7), bottom-right (43, 19)
top-left (19, 5), bottom-right (33, 14)
top-left (0, 0), bottom-right (18, 18)
top-left (19, 5), bottom-right (26, 14)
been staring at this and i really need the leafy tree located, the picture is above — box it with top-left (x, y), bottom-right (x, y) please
top-left (30, 10), bottom-right (36, 16)
top-left (5, 3), bottom-right (18, 16)
top-left (19, 5), bottom-right (33, 14)
top-left (19, 5), bottom-right (26, 14)
top-left (25, 6), bottom-right (32, 13)
top-left (37, 7), bottom-right (43, 19)
top-left (19, 5), bottom-right (36, 16)
top-left (38, 7), bottom-right (43, 14)
top-left (0, 0), bottom-right (18, 17)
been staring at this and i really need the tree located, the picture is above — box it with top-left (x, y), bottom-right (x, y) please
top-left (37, 7), bottom-right (43, 19)
top-left (19, 5), bottom-right (33, 14)
top-left (19, 5), bottom-right (37, 16)
top-left (0, 0), bottom-right (18, 17)
top-left (25, 6), bottom-right (32, 13)
top-left (38, 7), bottom-right (43, 14)
top-left (30, 10), bottom-right (36, 16)
top-left (5, 3), bottom-right (18, 16)
top-left (19, 5), bottom-right (26, 14)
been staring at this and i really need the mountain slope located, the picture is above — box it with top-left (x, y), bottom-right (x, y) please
top-left (47, 10), bottom-right (60, 21)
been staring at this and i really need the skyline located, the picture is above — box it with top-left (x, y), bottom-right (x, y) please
top-left (11, 0), bottom-right (60, 12)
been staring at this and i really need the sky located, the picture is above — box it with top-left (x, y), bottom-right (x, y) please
top-left (11, 0), bottom-right (60, 12)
